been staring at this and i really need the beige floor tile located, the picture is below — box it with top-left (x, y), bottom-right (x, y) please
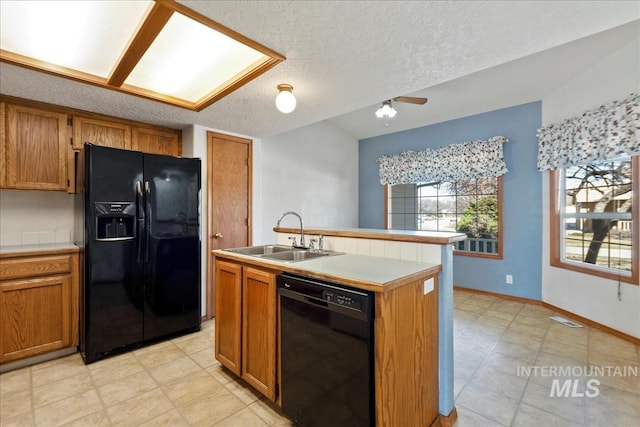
top-left (0, 388), bottom-right (32, 420)
top-left (493, 340), bottom-right (540, 362)
top-left (482, 352), bottom-right (535, 378)
top-left (247, 398), bottom-right (292, 426)
top-left (214, 407), bottom-right (269, 426)
top-left (173, 334), bottom-right (213, 355)
top-left (138, 408), bottom-right (191, 427)
top-left (223, 377), bottom-right (264, 405)
top-left (189, 347), bottom-right (218, 368)
top-left (539, 339), bottom-right (588, 363)
top-left (31, 354), bottom-right (88, 387)
top-left (454, 405), bottom-right (508, 427)
top-left (206, 362), bottom-right (237, 385)
top-left (506, 321), bottom-right (548, 338)
top-left (475, 314), bottom-right (513, 330)
top-left (33, 371), bottom-right (94, 408)
top-left (98, 369), bottom-right (158, 407)
top-left (589, 337), bottom-right (640, 363)
top-left (521, 381), bottom-right (586, 423)
top-left (34, 389), bottom-right (103, 426)
top-left (162, 370), bottom-right (227, 407)
top-left (147, 355), bottom-right (201, 385)
top-left (88, 353), bottom-right (145, 387)
top-left (176, 388), bottom-right (245, 427)
top-left (0, 409), bottom-right (34, 427)
top-left (455, 382), bottom-right (520, 425)
top-left (469, 365), bottom-right (528, 399)
top-left (106, 388), bottom-right (174, 426)
top-left (134, 341), bottom-right (186, 368)
top-left (512, 402), bottom-right (584, 426)
top-left (482, 307), bottom-right (519, 322)
top-left (0, 366), bottom-right (31, 396)
top-left (62, 410), bottom-right (111, 427)
top-left (587, 383), bottom-right (640, 418)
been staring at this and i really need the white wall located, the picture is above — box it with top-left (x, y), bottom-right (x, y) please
top-left (541, 38), bottom-right (640, 338)
top-left (0, 189), bottom-right (74, 245)
top-left (258, 121), bottom-right (359, 244)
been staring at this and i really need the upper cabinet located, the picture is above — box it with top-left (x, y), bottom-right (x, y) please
top-left (5, 104), bottom-right (69, 191)
top-left (72, 116), bottom-right (131, 150)
top-left (0, 96), bottom-right (182, 192)
top-left (132, 126), bottom-right (181, 157)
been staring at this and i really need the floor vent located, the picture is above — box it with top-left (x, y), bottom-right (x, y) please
top-left (550, 316), bottom-right (583, 328)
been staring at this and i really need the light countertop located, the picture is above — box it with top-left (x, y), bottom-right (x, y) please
top-left (213, 249), bottom-right (441, 292)
top-left (274, 226), bottom-right (466, 245)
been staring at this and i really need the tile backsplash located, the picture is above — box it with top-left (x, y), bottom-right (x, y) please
top-left (1, 229), bottom-right (71, 247)
top-left (0, 190), bottom-right (75, 246)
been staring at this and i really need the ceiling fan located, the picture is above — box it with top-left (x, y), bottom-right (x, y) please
top-left (375, 96), bottom-right (428, 119)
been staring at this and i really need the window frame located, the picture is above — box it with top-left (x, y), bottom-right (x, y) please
top-left (384, 176), bottom-right (503, 259)
top-left (549, 156), bottom-right (639, 285)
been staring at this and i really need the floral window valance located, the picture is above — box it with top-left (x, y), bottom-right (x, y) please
top-left (377, 136), bottom-right (509, 186)
top-left (536, 93), bottom-right (640, 171)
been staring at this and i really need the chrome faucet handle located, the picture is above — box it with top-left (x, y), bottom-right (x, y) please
top-left (288, 236), bottom-right (297, 247)
top-left (309, 238), bottom-right (317, 251)
top-left (319, 235), bottom-right (324, 251)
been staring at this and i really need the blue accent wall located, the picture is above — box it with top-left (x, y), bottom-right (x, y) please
top-left (359, 102), bottom-right (542, 299)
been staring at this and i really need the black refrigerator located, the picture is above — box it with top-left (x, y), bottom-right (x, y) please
top-left (76, 144), bottom-right (201, 364)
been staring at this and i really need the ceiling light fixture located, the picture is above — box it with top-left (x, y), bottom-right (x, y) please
top-left (375, 100), bottom-right (397, 119)
top-left (275, 84), bottom-right (296, 113)
top-left (0, 1), bottom-right (286, 111)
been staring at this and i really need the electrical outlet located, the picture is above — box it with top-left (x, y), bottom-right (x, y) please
top-left (423, 278), bottom-right (434, 294)
top-left (506, 274), bottom-right (513, 284)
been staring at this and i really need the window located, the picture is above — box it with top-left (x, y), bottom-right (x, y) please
top-left (550, 155), bottom-right (638, 284)
top-left (387, 176), bottom-right (502, 258)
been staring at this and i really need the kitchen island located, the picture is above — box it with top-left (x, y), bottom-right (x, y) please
top-left (213, 226), bottom-right (464, 426)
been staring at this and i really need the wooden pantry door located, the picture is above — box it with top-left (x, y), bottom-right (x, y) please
top-left (207, 131), bottom-right (252, 318)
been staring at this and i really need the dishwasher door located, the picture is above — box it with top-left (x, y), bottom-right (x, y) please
top-left (277, 273), bottom-right (374, 427)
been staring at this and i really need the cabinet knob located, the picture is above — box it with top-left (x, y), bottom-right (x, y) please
top-left (214, 233), bottom-right (223, 239)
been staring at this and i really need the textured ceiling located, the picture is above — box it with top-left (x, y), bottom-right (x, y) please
top-left (0, 1), bottom-right (638, 139)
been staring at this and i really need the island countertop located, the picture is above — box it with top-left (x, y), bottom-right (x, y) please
top-left (273, 226), bottom-right (466, 245)
top-left (212, 249), bottom-right (441, 292)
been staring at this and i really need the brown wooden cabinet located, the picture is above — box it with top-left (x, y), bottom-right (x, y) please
top-left (214, 259), bottom-right (277, 401)
top-left (242, 267), bottom-right (277, 400)
top-left (72, 115), bottom-right (131, 150)
top-left (4, 104), bottom-right (69, 191)
top-left (214, 259), bottom-right (242, 375)
top-left (1, 97), bottom-right (183, 193)
top-left (0, 250), bottom-right (79, 364)
top-left (132, 126), bottom-right (181, 156)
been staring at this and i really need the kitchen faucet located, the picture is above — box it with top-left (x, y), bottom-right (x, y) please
top-left (276, 211), bottom-right (305, 248)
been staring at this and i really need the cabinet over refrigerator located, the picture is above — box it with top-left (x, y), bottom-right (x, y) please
top-left (75, 145), bottom-right (201, 363)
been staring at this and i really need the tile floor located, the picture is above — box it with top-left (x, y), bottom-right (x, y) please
top-left (1, 289), bottom-right (638, 426)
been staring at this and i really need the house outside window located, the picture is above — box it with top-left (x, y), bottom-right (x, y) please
top-left (550, 155), bottom-right (638, 283)
top-left (387, 176), bottom-right (503, 258)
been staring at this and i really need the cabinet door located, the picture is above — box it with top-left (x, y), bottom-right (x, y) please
top-left (132, 126), bottom-right (181, 156)
top-left (214, 259), bottom-right (242, 375)
top-left (5, 104), bottom-right (69, 191)
top-left (242, 267), bottom-right (276, 401)
top-left (72, 116), bottom-right (131, 150)
top-left (0, 275), bottom-right (72, 363)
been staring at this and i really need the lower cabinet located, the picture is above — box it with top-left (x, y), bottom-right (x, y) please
top-left (0, 251), bottom-right (79, 364)
top-left (214, 259), bottom-right (277, 401)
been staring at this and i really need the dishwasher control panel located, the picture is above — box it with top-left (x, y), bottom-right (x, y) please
top-left (322, 290), bottom-right (362, 310)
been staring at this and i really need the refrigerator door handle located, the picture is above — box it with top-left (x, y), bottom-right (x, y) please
top-left (136, 180), bottom-right (144, 263)
top-left (145, 181), bottom-right (151, 263)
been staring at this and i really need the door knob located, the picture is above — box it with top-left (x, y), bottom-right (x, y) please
top-left (214, 233), bottom-right (223, 239)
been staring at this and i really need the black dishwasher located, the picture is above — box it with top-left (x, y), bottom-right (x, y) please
top-left (277, 273), bottom-right (374, 427)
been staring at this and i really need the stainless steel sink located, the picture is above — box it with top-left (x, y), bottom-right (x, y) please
top-left (223, 244), bottom-right (342, 262)
top-left (260, 250), bottom-right (339, 262)
top-left (223, 244), bottom-right (293, 256)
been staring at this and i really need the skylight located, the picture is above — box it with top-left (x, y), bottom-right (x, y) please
top-left (0, 0), bottom-right (285, 111)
